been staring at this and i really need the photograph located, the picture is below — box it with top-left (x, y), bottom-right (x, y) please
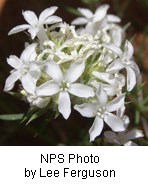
top-left (0, 0), bottom-right (148, 146)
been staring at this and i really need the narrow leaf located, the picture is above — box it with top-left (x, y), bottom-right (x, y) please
top-left (26, 106), bottom-right (50, 125)
top-left (0, 114), bottom-right (24, 121)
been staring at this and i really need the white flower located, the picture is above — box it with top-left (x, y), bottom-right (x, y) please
top-left (102, 14), bottom-right (123, 46)
top-left (104, 103), bottom-right (144, 146)
top-left (104, 129), bottom-right (144, 146)
top-left (22, 78), bottom-right (50, 108)
top-left (36, 61), bottom-right (95, 119)
top-left (72, 5), bottom-right (109, 36)
top-left (104, 40), bottom-right (139, 91)
top-left (4, 43), bottom-right (41, 92)
top-left (91, 80), bottom-right (116, 97)
top-left (107, 14), bottom-right (121, 23)
top-left (109, 25), bottom-right (125, 47)
top-left (116, 104), bottom-right (130, 128)
top-left (74, 84), bottom-right (125, 141)
top-left (72, 5), bottom-right (122, 38)
top-left (72, 4), bottom-right (109, 26)
top-left (8, 7), bottom-right (62, 40)
top-left (92, 71), bottom-right (125, 95)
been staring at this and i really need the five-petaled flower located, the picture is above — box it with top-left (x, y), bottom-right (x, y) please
top-left (4, 43), bottom-right (40, 92)
top-left (36, 61), bottom-right (95, 119)
top-left (105, 40), bottom-right (140, 91)
top-left (8, 6), bottom-right (62, 41)
top-left (74, 84), bottom-right (125, 141)
top-left (104, 129), bottom-right (144, 146)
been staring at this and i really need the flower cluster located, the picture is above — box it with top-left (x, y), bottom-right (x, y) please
top-left (4, 5), bottom-right (144, 144)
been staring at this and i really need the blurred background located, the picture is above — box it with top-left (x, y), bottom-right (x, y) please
top-left (0, 0), bottom-right (148, 145)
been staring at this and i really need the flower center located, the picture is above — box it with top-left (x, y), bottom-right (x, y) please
top-left (97, 106), bottom-right (107, 119)
top-left (60, 80), bottom-right (70, 91)
top-left (21, 65), bottom-right (29, 75)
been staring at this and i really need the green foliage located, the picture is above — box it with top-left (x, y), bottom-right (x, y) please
top-left (21, 105), bottom-right (53, 125)
top-left (139, 0), bottom-right (148, 6)
top-left (81, 0), bottom-right (100, 5)
top-left (64, 6), bottom-right (81, 16)
top-left (0, 114), bottom-right (24, 121)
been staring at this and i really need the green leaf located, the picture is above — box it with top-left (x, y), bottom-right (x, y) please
top-left (81, 0), bottom-right (100, 5)
top-left (135, 110), bottom-right (140, 126)
top-left (21, 107), bottom-right (37, 124)
top-left (0, 114), bottom-right (24, 121)
top-left (142, 96), bottom-right (148, 105)
top-left (26, 106), bottom-right (50, 125)
top-left (65, 6), bottom-right (81, 16)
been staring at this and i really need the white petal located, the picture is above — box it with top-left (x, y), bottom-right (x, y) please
top-left (69, 83), bottom-right (95, 98)
top-left (58, 91), bottom-right (71, 119)
top-left (110, 28), bottom-right (123, 47)
top-left (126, 67), bottom-right (136, 91)
top-left (104, 112), bottom-right (125, 132)
top-left (85, 22), bottom-right (94, 35)
top-left (36, 81), bottom-right (60, 96)
top-left (108, 14), bottom-right (121, 23)
top-left (43, 16), bottom-right (62, 24)
top-left (34, 97), bottom-right (50, 108)
top-left (124, 129), bottom-right (144, 141)
top-left (96, 16), bottom-right (108, 29)
top-left (123, 116), bottom-right (130, 128)
top-left (29, 63), bottom-right (41, 80)
top-left (8, 24), bottom-right (30, 35)
top-left (89, 116), bottom-right (104, 141)
top-left (7, 55), bottom-right (22, 69)
top-left (117, 104), bottom-right (125, 118)
top-left (104, 131), bottom-right (120, 144)
top-left (124, 141), bottom-right (138, 146)
top-left (65, 61), bottom-right (85, 83)
top-left (95, 4), bottom-right (109, 14)
top-left (21, 73), bottom-right (36, 94)
top-left (28, 27), bottom-right (39, 39)
top-left (92, 71), bottom-right (116, 85)
top-left (4, 71), bottom-right (20, 91)
top-left (86, 19), bottom-right (107, 35)
top-left (103, 43), bottom-right (122, 57)
top-left (130, 61), bottom-right (140, 76)
top-left (74, 103), bottom-right (97, 118)
top-left (36, 26), bottom-right (48, 42)
top-left (106, 59), bottom-right (124, 72)
top-left (93, 4), bottom-right (109, 22)
top-left (20, 43), bottom-right (37, 63)
top-left (93, 13), bottom-right (106, 23)
top-left (22, 10), bottom-right (38, 26)
top-left (39, 6), bottom-right (58, 23)
top-left (78, 8), bottom-right (93, 19)
top-left (71, 17), bottom-right (88, 25)
top-left (103, 84), bottom-right (116, 96)
top-left (46, 61), bottom-right (63, 83)
top-left (96, 83), bottom-right (108, 106)
top-left (106, 94), bottom-right (125, 112)
top-left (124, 40), bottom-right (134, 59)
